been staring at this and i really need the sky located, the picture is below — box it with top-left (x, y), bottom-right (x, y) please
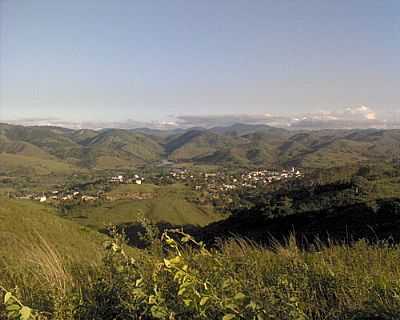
top-left (0, 0), bottom-right (399, 122)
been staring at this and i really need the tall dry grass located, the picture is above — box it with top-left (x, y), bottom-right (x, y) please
top-left (2, 232), bottom-right (400, 319)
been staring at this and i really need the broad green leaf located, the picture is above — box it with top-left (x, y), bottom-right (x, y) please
top-left (164, 258), bottom-right (172, 268)
top-left (20, 306), bottom-right (32, 320)
top-left (223, 314), bottom-right (236, 320)
top-left (116, 266), bottom-right (124, 273)
top-left (169, 256), bottom-right (182, 265)
top-left (131, 288), bottom-right (145, 298)
top-left (222, 279), bottom-right (231, 289)
top-left (247, 301), bottom-right (258, 310)
top-left (8, 311), bottom-right (20, 318)
top-left (257, 314), bottom-right (265, 320)
top-left (183, 299), bottom-right (192, 306)
top-left (181, 236), bottom-right (190, 243)
top-left (233, 292), bottom-right (246, 301)
top-left (151, 305), bottom-right (169, 319)
top-left (4, 292), bottom-right (12, 304)
top-left (200, 297), bottom-right (209, 306)
top-left (178, 287), bottom-right (186, 296)
top-left (148, 295), bottom-right (157, 305)
top-left (6, 304), bottom-right (20, 312)
top-left (225, 303), bottom-right (239, 310)
top-left (135, 278), bottom-right (143, 287)
top-left (112, 243), bottom-right (120, 252)
top-left (180, 281), bottom-right (192, 289)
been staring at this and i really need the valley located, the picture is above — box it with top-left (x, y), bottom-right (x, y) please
top-left (2, 123), bottom-right (400, 320)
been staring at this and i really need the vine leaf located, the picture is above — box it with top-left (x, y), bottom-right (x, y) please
top-left (4, 292), bottom-right (12, 304)
top-left (233, 292), bottom-right (246, 301)
top-left (223, 314), bottom-right (236, 320)
top-left (20, 306), bottom-right (32, 320)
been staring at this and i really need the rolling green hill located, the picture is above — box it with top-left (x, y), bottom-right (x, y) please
top-left (66, 184), bottom-right (221, 230)
top-left (209, 123), bottom-right (290, 137)
top-left (165, 130), bottom-right (242, 161)
top-left (0, 153), bottom-right (77, 176)
top-left (1, 124), bottom-right (79, 158)
top-left (277, 130), bottom-right (400, 167)
top-left (1, 123), bottom-right (400, 171)
top-left (0, 124), bottom-right (163, 171)
top-left (79, 129), bottom-right (163, 167)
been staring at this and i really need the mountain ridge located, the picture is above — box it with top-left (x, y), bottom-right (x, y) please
top-left (1, 123), bottom-right (400, 172)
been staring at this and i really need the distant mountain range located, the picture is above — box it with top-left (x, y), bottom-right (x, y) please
top-left (1, 122), bottom-right (400, 174)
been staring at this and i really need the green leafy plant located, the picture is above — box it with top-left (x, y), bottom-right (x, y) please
top-left (1, 286), bottom-right (35, 320)
top-left (3, 226), bottom-right (400, 319)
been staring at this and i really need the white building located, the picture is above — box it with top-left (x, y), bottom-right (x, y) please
top-left (110, 175), bottom-right (124, 183)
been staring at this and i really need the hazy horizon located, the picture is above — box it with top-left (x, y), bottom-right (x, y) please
top-left (1, 1), bottom-right (399, 122)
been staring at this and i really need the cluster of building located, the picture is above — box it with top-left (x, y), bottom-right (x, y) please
top-left (16, 173), bottom-right (146, 203)
top-left (16, 190), bottom-right (101, 203)
top-left (13, 167), bottom-right (304, 205)
top-left (195, 167), bottom-right (303, 192)
top-left (110, 174), bottom-right (143, 185)
top-left (168, 168), bottom-right (194, 180)
top-left (163, 167), bottom-right (304, 192)
top-left (239, 168), bottom-right (303, 185)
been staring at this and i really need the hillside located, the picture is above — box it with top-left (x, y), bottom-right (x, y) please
top-left (0, 153), bottom-right (77, 176)
top-left (65, 184), bottom-right (221, 230)
top-left (196, 198), bottom-right (400, 245)
top-left (0, 124), bottom-right (163, 170)
top-left (0, 198), bottom-right (105, 271)
top-left (209, 123), bottom-right (289, 137)
top-left (1, 123), bottom-right (400, 171)
top-left (165, 130), bottom-right (243, 161)
top-left (78, 129), bottom-right (164, 168)
top-left (278, 129), bottom-right (400, 167)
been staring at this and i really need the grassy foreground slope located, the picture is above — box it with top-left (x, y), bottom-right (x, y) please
top-left (2, 227), bottom-right (400, 319)
top-left (2, 189), bottom-right (400, 319)
top-left (0, 198), bottom-right (105, 269)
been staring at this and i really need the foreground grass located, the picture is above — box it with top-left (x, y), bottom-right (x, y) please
top-left (0, 199), bottom-right (105, 265)
top-left (1, 230), bottom-right (400, 319)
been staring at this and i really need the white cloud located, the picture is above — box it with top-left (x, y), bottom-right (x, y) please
top-left (8, 105), bottom-right (398, 130)
top-left (343, 105), bottom-right (376, 120)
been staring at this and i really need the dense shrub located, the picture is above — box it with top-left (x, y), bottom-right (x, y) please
top-left (2, 230), bottom-right (400, 319)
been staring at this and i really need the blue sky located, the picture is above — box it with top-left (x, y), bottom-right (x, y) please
top-left (0, 0), bottom-right (399, 121)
